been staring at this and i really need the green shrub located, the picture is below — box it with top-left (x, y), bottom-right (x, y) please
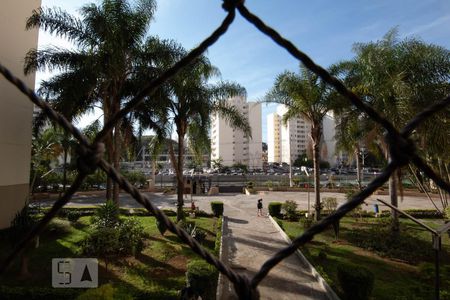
top-left (118, 217), bottom-right (145, 256)
top-left (192, 228), bottom-right (207, 244)
top-left (315, 265), bottom-right (332, 286)
top-left (156, 218), bottom-right (167, 235)
top-left (444, 206), bottom-right (450, 219)
top-left (214, 234), bottom-right (222, 255)
top-left (82, 227), bottom-right (120, 270)
top-left (283, 200), bottom-right (298, 221)
top-left (83, 215), bottom-right (146, 262)
top-left (214, 217), bottom-right (223, 255)
top-left (91, 200), bottom-right (120, 228)
top-left (210, 201), bottom-right (224, 217)
top-left (402, 209), bottom-right (443, 219)
top-left (66, 210), bottom-right (82, 223)
top-left (301, 217), bottom-right (313, 229)
top-left (9, 206), bottom-right (36, 245)
top-left (186, 260), bottom-right (218, 299)
top-left (276, 219), bottom-right (284, 230)
top-left (268, 202), bottom-right (282, 217)
top-left (322, 197), bottom-right (338, 213)
top-left (337, 263), bottom-right (374, 300)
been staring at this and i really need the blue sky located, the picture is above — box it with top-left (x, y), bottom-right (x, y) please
top-left (38, 0), bottom-right (450, 141)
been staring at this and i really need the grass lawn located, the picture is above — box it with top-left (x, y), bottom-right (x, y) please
top-left (279, 216), bottom-right (450, 300)
top-left (0, 214), bottom-right (220, 299)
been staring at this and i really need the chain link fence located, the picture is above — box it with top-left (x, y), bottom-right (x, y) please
top-left (0, 0), bottom-right (449, 298)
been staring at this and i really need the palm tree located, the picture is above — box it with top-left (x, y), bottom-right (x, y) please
top-left (30, 127), bottom-right (64, 194)
top-left (335, 29), bottom-right (450, 229)
top-left (334, 109), bottom-right (366, 190)
top-left (266, 64), bottom-right (338, 221)
top-left (24, 0), bottom-right (174, 205)
top-left (144, 48), bottom-right (250, 220)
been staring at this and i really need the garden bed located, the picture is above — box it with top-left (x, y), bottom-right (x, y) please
top-left (277, 216), bottom-right (450, 300)
top-left (0, 213), bottom-right (221, 299)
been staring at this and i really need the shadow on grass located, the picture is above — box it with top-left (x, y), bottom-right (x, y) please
top-left (306, 244), bottom-right (431, 300)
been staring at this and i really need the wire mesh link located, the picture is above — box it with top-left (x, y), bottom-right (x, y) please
top-left (0, 0), bottom-right (449, 298)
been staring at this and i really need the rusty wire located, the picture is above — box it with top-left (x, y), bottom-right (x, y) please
top-left (0, 0), bottom-right (449, 298)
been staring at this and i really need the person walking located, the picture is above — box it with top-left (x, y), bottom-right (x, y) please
top-left (257, 199), bottom-right (263, 217)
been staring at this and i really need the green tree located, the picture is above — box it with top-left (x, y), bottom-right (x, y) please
top-left (211, 157), bottom-right (224, 171)
top-left (334, 29), bottom-right (450, 229)
top-left (153, 47), bottom-right (250, 220)
top-left (24, 0), bottom-right (172, 205)
top-left (31, 127), bottom-right (63, 193)
top-left (266, 65), bottom-right (338, 221)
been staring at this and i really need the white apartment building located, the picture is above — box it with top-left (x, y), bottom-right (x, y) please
top-left (211, 96), bottom-right (262, 169)
top-left (267, 105), bottom-right (337, 166)
top-left (0, 0), bottom-right (41, 229)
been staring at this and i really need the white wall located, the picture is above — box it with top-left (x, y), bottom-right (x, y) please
top-left (211, 96), bottom-right (262, 169)
top-left (0, 0), bottom-right (41, 229)
top-left (248, 102), bottom-right (262, 169)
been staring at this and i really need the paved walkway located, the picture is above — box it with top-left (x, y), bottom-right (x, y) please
top-left (218, 195), bottom-right (332, 300)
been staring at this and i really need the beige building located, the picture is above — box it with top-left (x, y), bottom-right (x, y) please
top-left (267, 105), bottom-right (337, 166)
top-left (211, 96), bottom-right (262, 169)
top-left (0, 0), bottom-right (41, 229)
top-left (267, 105), bottom-right (311, 164)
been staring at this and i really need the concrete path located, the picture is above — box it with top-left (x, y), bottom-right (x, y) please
top-left (217, 194), bottom-right (332, 300)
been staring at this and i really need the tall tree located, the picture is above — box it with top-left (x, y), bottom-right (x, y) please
top-left (25, 0), bottom-right (178, 205)
top-left (266, 64), bottom-right (338, 221)
top-left (334, 29), bottom-right (450, 229)
top-left (145, 47), bottom-right (250, 220)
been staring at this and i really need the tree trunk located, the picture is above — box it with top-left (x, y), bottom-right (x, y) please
top-left (355, 147), bottom-right (362, 190)
top-left (311, 122), bottom-right (322, 221)
top-left (150, 160), bottom-right (156, 191)
top-left (19, 253), bottom-right (31, 279)
top-left (62, 148), bottom-right (68, 193)
top-left (382, 141), bottom-right (399, 232)
top-left (113, 121), bottom-right (122, 206)
top-left (389, 165), bottom-right (399, 232)
top-left (176, 123), bottom-right (186, 221)
top-left (104, 107), bottom-right (113, 201)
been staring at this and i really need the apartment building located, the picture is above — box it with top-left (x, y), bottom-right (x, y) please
top-left (267, 105), bottom-right (337, 166)
top-left (211, 96), bottom-right (262, 169)
top-left (267, 105), bottom-right (311, 164)
top-left (0, 0), bottom-right (41, 229)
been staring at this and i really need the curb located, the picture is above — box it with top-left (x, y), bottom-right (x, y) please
top-left (268, 215), bottom-right (341, 300)
top-left (216, 215), bottom-right (227, 300)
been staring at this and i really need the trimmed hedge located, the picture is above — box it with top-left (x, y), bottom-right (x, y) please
top-left (402, 209), bottom-right (443, 219)
top-left (66, 210), bottom-right (81, 223)
top-left (186, 260), bottom-right (218, 299)
top-left (215, 217), bottom-right (223, 255)
top-left (337, 263), bottom-right (374, 300)
top-left (268, 202), bottom-right (282, 217)
top-left (210, 202), bottom-right (224, 217)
